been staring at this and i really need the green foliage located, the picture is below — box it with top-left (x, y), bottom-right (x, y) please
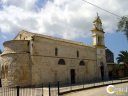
top-left (116, 50), bottom-right (128, 64)
top-left (117, 16), bottom-right (128, 40)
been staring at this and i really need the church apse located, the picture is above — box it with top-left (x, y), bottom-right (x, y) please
top-left (1, 40), bottom-right (32, 87)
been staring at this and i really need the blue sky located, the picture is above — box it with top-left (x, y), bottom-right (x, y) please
top-left (0, 0), bottom-right (128, 62)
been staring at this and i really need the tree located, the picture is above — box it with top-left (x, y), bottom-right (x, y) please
top-left (117, 16), bottom-right (128, 40)
top-left (0, 49), bottom-right (1, 54)
top-left (116, 50), bottom-right (128, 76)
top-left (116, 50), bottom-right (128, 64)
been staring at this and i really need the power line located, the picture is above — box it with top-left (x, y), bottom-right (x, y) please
top-left (81, 0), bottom-right (121, 18)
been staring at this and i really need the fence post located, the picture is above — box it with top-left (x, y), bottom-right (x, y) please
top-left (70, 83), bottom-right (72, 91)
top-left (16, 86), bottom-right (19, 96)
top-left (103, 80), bottom-right (104, 85)
top-left (83, 82), bottom-right (84, 88)
top-left (112, 79), bottom-right (113, 84)
top-left (42, 83), bottom-right (43, 96)
top-left (48, 83), bottom-right (51, 96)
top-left (57, 81), bottom-right (60, 96)
top-left (83, 79), bottom-right (85, 88)
top-left (111, 79), bottom-right (113, 84)
top-left (94, 82), bottom-right (95, 87)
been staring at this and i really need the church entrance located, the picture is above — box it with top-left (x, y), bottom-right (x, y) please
top-left (100, 63), bottom-right (104, 80)
top-left (70, 69), bottom-right (76, 84)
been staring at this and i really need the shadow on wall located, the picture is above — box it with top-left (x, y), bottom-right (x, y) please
top-left (0, 80), bottom-right (1, 87)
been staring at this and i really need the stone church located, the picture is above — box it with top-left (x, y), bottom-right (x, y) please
top-left (0, 15), bottom-right (109, 87)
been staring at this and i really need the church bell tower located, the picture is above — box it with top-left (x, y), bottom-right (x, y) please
top-left (91, 13), bottom-right (108, 80)
top-left (91, 13), bottom-right (105, 47)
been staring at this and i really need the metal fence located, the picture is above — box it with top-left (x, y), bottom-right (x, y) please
top-left (0, 87), bottom-right (17, 96)
top-left (0, 78), bottom-right (128, 96)
top-left (0, 85), bottom-right (44, 96)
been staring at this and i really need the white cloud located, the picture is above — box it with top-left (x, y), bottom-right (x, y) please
top-left (0, 0), bottom-right (128, 40)
top-left (1, 0), bottom-right (37, 11)
top-left (0, 5), bottom-right (38, 34)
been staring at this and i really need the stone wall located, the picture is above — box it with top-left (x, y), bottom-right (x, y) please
top-left (30, 36), bottom-right (98, 85)
top-left (1, 33), bottom-right (101, 87)
top-left (31, 36), bottom-right (96, 59)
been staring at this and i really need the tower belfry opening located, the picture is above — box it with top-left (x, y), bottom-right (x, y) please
top-left (93, 13), bottom-right (103, 31)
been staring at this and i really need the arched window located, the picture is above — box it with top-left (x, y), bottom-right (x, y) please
top-left (79, 60), bottom-right (85, 66)
top-left (58, 59), bottom-right (65, 65)
top-left (55, 48), bottom-right (58, 56)
top-left (5, 65), bottom-right (8, 78)
top-left (98, 36), bottom-right (102, 45)
top-left (1, 66), bottom-right (5, 79)
top-left (19, 34), bottom-right (21, 39)
top-left (77, 50), bottom-right (79, 58)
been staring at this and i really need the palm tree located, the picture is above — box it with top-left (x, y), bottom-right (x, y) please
top-left (117, 16), bottom-right (128, 40)
top-left (116, 50), bottom-right (128, 64)
top-left (116, 50), bottom-right (128, 76)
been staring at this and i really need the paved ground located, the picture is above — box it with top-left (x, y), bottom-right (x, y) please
top-left (0, 80), bottom-right (128, 96)
top-left (63, 83), bottom-right (128, 96)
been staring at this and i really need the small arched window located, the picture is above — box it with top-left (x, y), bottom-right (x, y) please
top-left (79, 60), bottom-right (85, 66)
top-left (55, 48), bottom-right (58, 56)
top-left (77, 50), bottom-right (79, 58)
top-left (5, 65), bottom-right (8, 78)
top-left (1, 66), bottom-right (5, 79)
top-left (58, 59), bottom-right (65, 65)
top-left (19, 34), bottom-right (21, 39)
top-left (5, 65), bottom-right (8, 72)
top-left (98, 36), bottom-right (102, 45)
